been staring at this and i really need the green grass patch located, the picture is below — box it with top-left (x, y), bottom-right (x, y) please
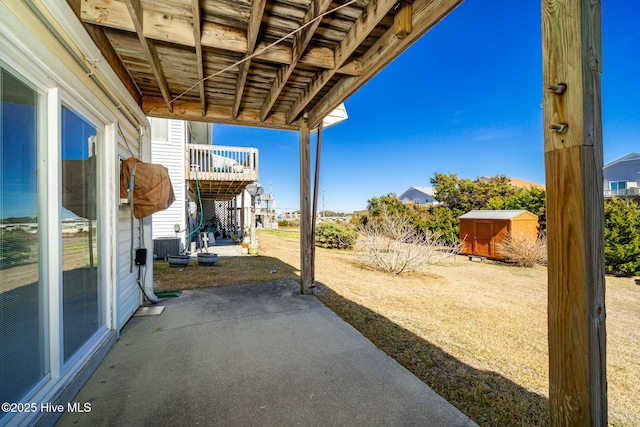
top-left (258, 228), bottom-right (300, 239)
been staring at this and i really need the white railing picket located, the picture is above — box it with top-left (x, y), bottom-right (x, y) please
top-left (187, 144), bottom-right (258, 182)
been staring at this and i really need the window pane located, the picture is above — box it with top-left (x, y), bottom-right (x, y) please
top-left (150, 117), bottom-right (168, 142)
top-left (61, 104), bottom-right (101, 361)
top-left (0, 66), bottom-right (46, 403)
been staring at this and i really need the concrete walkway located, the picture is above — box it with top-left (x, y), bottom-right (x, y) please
top-left (57, 281), bottom-right (476, 427)
top-left (192, 237), bottom-right (242, 257)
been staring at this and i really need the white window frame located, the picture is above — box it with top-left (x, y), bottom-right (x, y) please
top-left (57, 90), bottom-right (111, 375)
top-left (609, 181), bottom-right (627, 191)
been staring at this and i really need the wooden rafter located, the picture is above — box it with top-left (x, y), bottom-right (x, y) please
top-left (394, 0), bottom-right (413, 39)
top-left (82, 24), bottom-right (142, 105)
top-left (192, 0), bottom-right (206, 115)
top-left (259, 0), bottom-right (332, 122)
top-left (142, 98), bottom-right (298, 131)
top-left (233, 0), bottom-right (267, 119)
top-left (123, 0), bottom-right (173, 112)
top-left (307, 0), bottom-right (463, 127)
top-left (80, 0), bottom-right (463, 131)
top-left (286, 0), bottom-right (397, 124)
top-left (80, 0), bottom-right (359, 75)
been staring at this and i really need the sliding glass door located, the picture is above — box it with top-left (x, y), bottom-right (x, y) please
top-left (0, 64), bottom-right (47, 404)
top-left (61, 104), bottom-right (103, 362)
top-left (1, 61), bottom-right (107, 410)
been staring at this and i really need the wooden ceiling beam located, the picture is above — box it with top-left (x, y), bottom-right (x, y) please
top-left (123, 0), bottom-right (173, 112)
top-left (83, 24), bottom-right (142, 105)
top-left (260, 0), bottom-right (332, 122)
top-left (286, 0), bottom-right (397, 124)
top-left (394, 0), bottom-right (413, 39)
top-left (233, 0), bottom-right (267, 119)
top-left (191, 0), bottom-right (206, 116)
top-left (255, 43), bottom-right (360, 75)
top-left (307, 0), bottom-right (463, 127)
top-left (247, 0), bottom-right (266, 53)
top-left (143, 97), bottom-right (298, 131)
top-left (81, 0), bottom-right (359, 75)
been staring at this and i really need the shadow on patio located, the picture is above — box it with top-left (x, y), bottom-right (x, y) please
top-left (316, 283), bottom-right (550, 426)
top-left (55, 280), bottom-right (476, 426)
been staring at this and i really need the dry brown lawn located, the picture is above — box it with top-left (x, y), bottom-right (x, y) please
top-left (153, 228), bottom-right (640, 427)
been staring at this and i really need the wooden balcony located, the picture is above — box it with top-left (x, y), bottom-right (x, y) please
top-left (604, 187), bottom-right (640, 198)
top-left (187, 144), bottom-right (258, 199)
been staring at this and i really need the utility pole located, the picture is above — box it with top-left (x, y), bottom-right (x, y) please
top-left (322, 188), bottom-right (325, 218)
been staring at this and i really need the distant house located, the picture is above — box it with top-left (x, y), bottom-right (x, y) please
top-left (280, 211), bottom-right (301, 221)
top-left (603, 153), bottom-right (640, 199)
top-left (150, 118), bottom-right (262, 253)
top-left (478, 176), bottom-right (545, 190)
top-left (398, 187), bottom-right (438, 206)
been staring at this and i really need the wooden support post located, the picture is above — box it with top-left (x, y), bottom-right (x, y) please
top-left (240, 191), bottom-right (245, 234)
top-left (299, 118), bottom-right (314, 294)
top-left (542, 0), bottom-right (607, 425)
top-left (311, 122), bottom-right (324, 284)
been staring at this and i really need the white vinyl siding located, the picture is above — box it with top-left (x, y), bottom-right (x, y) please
top-left (151, 119), bottom-right (186, 242)
top-left (116, 118), bottom-right (144, 331)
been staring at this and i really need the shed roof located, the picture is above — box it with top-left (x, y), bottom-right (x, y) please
top-left (70, 0), bottom-right (463, 130)
top-left (458, 210), bottom-right (538, 220)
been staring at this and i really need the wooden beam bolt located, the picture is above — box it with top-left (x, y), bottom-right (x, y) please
top-left (549, 123), bottom-right (568, 134)
top-left (547, 83), bottom-right (567, 95)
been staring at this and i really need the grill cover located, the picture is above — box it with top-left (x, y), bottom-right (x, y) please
top-left (120, 157), bottom-right (175, 219)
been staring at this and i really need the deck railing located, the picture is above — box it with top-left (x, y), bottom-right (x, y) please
top-left (187, 144), bottom-right (258, 182)
top-left (603, 187), bottom-right (640, 198)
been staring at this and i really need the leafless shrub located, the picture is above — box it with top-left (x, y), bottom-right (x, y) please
top-left (356, 210), bottom-right (461, 275)
top-left (495, 232), bottom-right (547, 267)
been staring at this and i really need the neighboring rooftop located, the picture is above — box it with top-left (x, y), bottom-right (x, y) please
top-left (478, 176), bottom-right (545, 190)
top-left (603, 153), bottom-right (640, 169)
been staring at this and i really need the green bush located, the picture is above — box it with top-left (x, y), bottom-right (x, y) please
top-left (0, 229), bottom-right (33, 268)
top-left (604, 199), bottom-right (640, 276)
top-left (315, 222), bottom-right (357, 249)
top-left (278, 219), bottom-right (299, 227)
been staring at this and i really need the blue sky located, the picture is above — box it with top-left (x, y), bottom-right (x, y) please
top-left (212, 0), bottom-right (640, 213)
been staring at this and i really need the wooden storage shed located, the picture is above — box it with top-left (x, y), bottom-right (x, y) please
top-left (459, 210), bottom-right (539, 261)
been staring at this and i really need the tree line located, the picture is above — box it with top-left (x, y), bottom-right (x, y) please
top-left (362, 173), bottom-right (640, 276)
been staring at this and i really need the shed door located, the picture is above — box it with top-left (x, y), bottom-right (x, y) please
top-left (492, 222), bottom-right (509, 259)
top-left (474, 221), bottom-right (493, 257)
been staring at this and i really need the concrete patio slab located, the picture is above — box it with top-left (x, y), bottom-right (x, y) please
top-left (56, 281), bottom-right (476, 427)
top-left (191, 237), bottom-right (242, 257)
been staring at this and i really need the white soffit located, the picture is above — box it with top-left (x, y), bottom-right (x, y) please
top-left (320, 103), bottom-right (348, 130)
